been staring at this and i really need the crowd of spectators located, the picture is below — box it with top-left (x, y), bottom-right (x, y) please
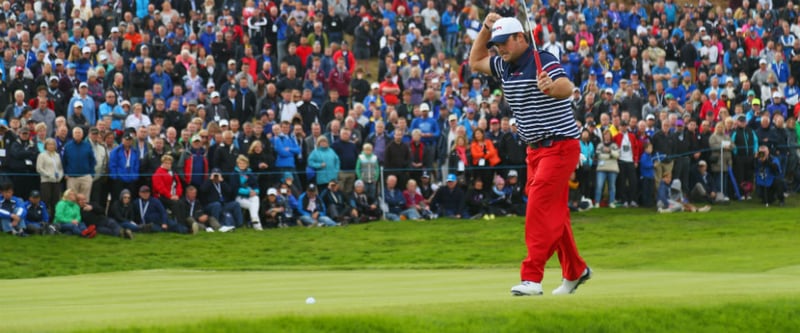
top-left (1, 0), bottom-right (799, 237)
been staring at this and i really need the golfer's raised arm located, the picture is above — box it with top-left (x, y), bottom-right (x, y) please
top-left (469, 13), bottom-right (500, 75)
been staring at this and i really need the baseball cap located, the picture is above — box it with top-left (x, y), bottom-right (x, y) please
top-left (420, 103), bottom-right (430, 112)
top-left (446, 174), bottom-right (457, 182)
top-left (747, 90), bottom-right (756, 97)
top-left (736, 115), bottom-right (747, 122)
top-left (307, 183), bottom-right (317, 192)
top-left (604, 88), bottom-right (614, 94)
top-left (508, 170), bottom-right (518, 178)
top-left (82, 46), bottom-right (91, 54)
top-left (139, 185), bottom-right (151, 193)
top-left (79, 82), bottom-right (88, 88)
top-left (410, 55), bottom-right (420, 62)
top-left (604, 72), bottom-right (613, 79)
top-left (631, 70), bottom-right (638, 75)
top-left (371, 82), bottom-right (380, 89)
top-left (207, 81), bottom-right (216, 88)
top-left (665, 93), bottom-right (674, 99)
top-left (487, 17), bottom-right (524, 48)
top-left (191, 135), bottom-right (202, 142)
top-left (509, 118), bottom-right (517, 126)
top-left (646, 114), bottom-right (656, 121)
top-left (121, 100), bottom-right (131, 106)
top-left (30, 190), bottom-right (41, 198)
top-left (421, 171), bottom-right (431, 179)
top-left (354, 179), bottom-right (365, 188)
top-left (267, 188), bottom-right (278, 196)
top-left (49, 76), bottom-right (59, 82)
top-left (73, 101), bottom-right (84, 108)
top-left (0, 119), bottom-right (8, 129)
top-left (448, 114), bottom-right (457, 122)
top-left (752, 98), bottom-right (761, 106)
top-left (210, 91), bottom-right (220, 98)
top-left (759, 58), bottom-right (767, 65)
top-left (676, 119), bottom-right (684, 126)
top-left (698, 160), bottom-right (707, 166)
top-left (67, 63), bottom-right (76, 69)
top-left (219, 119), bottom-right (229, 127)
top-left (773, 92), bottom-right (783, 99)
top-left (228, 59), bottom-right (236, 66)
top-left (490, 118), bottom-right (499, 124)
top-left (210, 168), bottom-right (222, 175)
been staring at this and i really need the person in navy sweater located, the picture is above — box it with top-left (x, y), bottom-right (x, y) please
top-left (331, 128), bottom-right (359, 194)
top-left (62, 127), bottom-right (97, 201)
top-left (132, 185), bottom-right (186, 234)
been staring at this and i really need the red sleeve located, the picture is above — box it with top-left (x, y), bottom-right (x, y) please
top-left (152, 168), bottom-right (168, 198)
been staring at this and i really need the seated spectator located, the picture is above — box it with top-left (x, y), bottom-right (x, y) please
top-left (53, 189), bottom-right (95, 238)
top-left (689, 160), bottom-right (728, 204)
top-left (382, 175), bottom-right (420, 221)
top-left (505, 170), bottom-right (526, 216)
top-left (657, 173), bottom-right (710, 213)
top-left (76, 193), bottom-right (132, 239)
top-left (431, 174), bottom-right (466, 219)
top-left (350, 180), bottom-right (382, 223)
top-left (320, 180), bottom-right (358, 225)
top-left (108, 189), bottom-right (143, 233)
top-left (23, 191), bottom-right (53, 235)
top-left (755, 146), bottom-right (786, 207)
top-left (261, 188), bottom-right (291, 228)
top-left (403, 179), bottom-right (433, 220)
top-left (175, 185), bottom-right (231, 234)
top-left (132, 185), bottom-right (186, 234)
top-left (465, 178), bottom-right (491, 220)
top-left (276, 182), bottom-right (301, 227)
top-left (201, 168), bottom-right (244, 228)
top-left (488, 175), bottom-right (513, 216)
top-left (297, 184), bottom-right (338, 227)
top-left (232, 155), bottom-right (262, 230)
top-left (0, 182), bottom-right (29, 236)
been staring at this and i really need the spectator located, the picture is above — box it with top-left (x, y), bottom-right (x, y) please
top-left (297, 183), bottom-right (338, 227)
top-left (53, 189), bottom-right (94, 237)
top-left (331, 128), bottom-right (358, 194)
top-left (232, 155), bottom-right (262, 230)
top-left (594, 130), bottom-right (620, 208)
top-left (308, 136), bottom-right (341, 189)
top-left (23, 191), bottom-right (51, 235)
top-left (63, 127), bottom-right (96, 201)
top-left (465, 178), bottom-right (490, 220)
top-left (708, 122), bottom-right (733, 198)
top-left (8, 127), bottom-right (39, 199)
top-left (108, 133), bottom-right (140, 203)
top-left (613, 120), bottom-right (640, 207)
top-left (350, 180), bottom-right (382, 223)
top-left (201, 168), bottom-right (243, 229)
top-left (176, 185), bottom-right (230, 234)
top-left (657, 173), bottom-right (711, 213)
top-left (77, 193), bottom-right (131, 239)
top-left (755, 146), bottom-right (786, 207)
top-left (320, 180), bottom-right (357, 224)
top-left (152, 155), bottom-right (183, 214)
top-left (0, 182), bottom-right (28, 236)
top-left (470, 128), bottom-right (500, 187)
top-left (133, 185), bottom-right (185, 234)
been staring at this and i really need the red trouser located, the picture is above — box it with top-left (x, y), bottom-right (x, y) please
top-left (520, 139), bottom-right (587, 282)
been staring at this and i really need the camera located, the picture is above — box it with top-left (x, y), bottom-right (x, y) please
top-left (757, 151), bottom-right (765, 159)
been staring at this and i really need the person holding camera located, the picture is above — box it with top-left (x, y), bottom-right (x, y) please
top-left (755, 146), bottom-right (786, 207)
top-left (201, 168), bottom-right (244, 228)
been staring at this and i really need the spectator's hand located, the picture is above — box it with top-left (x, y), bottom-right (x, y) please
top-left (249, 190), bottom-right (257, 197)
top-left (455, 214), bottom-right (461, 219)
top-left (162, 223), bottom-right (168, 230)
top-left (11, 214), bottom-right (19, 223)
top-left (259, 162), bottom-right (268, 169)
top-left (312, 212), bottom-right (319, 219)
top-left (198, 215), bottom-right (208, 223)
top-left (171, 195), bottom-right (179, 200)
top-left (72, 220), bottom-right (78, 225)
top-left (320, 162), bottom-right (326, 168)
top-left (370, 204), bottom-right (376, 210)
top-left (83, 205), bottom-right (92, 211)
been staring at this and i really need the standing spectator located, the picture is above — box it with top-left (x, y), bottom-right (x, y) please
top-left (272, 121), bottom-right (301, 178)
top-left (639, 143), bottom-right (656, 208)
top-left (355, 143), bottom-right (380, 200)
top-left (470, 128), bottom-right (501, 187)
top-left (36, 138), bottom-right (63, 219)
top-left (331, 128), bottom-right (358, 194)
top-left (613, 120), bottom-right (641, 207)
top-left (650, 120), bottom-right (675, 186)
top-left (408, 129), bottom-right (434, 184)
top-left (108, 133), bottom-right (140, 203)
top-left (384, 129), bottom-right (411, 187)
top-left (594, 130), bottom-right (620, 208)
top-left (8, 127), bottom-right (39, 199)
top-left (308, 136), bottom-right (341, 189)
top-left (731, 115), bottom-right (759, 195)
top-left (63, 127), bottom-right (97, 201)
top-left (708, 123), bottom-right (733, 200)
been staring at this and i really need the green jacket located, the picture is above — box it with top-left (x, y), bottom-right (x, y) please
top-left (54, 200), bottom-right (81, 225)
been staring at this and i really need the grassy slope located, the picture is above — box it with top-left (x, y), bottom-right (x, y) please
top-left (1, 198), bottom-right (798, 279)
top-left (1, 199), bottom-right (798, 332)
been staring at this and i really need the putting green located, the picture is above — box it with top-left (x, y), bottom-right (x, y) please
top-left (1, 268), bottom-right (798, 332)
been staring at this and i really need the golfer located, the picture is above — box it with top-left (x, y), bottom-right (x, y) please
top-left (469, 14), bottom-right (591, 296)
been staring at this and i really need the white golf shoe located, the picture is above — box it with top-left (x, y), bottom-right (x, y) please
top-left (510, 281), bottom-right (543, 296)
top-left (219, 226), bottom-right (235, 233)
top-left (552, 267), bottom-right (592, 295)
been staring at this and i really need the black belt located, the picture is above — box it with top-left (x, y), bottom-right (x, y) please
top-left (527, 136), bottom-right (571, 149)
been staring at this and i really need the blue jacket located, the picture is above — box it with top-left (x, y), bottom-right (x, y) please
top-left (68, 96), bottom-right (97, 125)
top-left (308, 146), bottom-right (340, 184)
top-left (272, 134), bottom-right (301, 168)
top-left (383, 187), bottom-right (406, 214)
top-left (297, 192), bottom-right (328, 217)
top-left (657, 180), bottom-right (671, 207)
top-left (133, 197), bottom-right (168, 224)
top-left (442, 11), bottom-right (459, 34)
top-left (232, 167), bottom-right (260, 198)
top-left (0, 195), bottom-right (26, 221)
top-left (63, 140), bottom-right (96, 177)
top-left (98, 103), bottom-right (126, 130)
top-left (410, 117), bottom-right (441, 146)
top-left (640, 152), bottom-right (655, 179)
top-left (755, 156), bottom-right (782, 187)
top-left (24, 201), bottom-right (49, 223)
top-left (150, 72), bottom-right (173, 98)
top-left (580, 140), bottom-right (595, 167)
top-left (108, 145), bottom-right (140, 183)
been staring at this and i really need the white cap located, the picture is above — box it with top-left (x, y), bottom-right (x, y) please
top-left (267, 188), bottom-right (278, 196)
top-left (219, 119), bottom-right (229, 126)
top-left (111, 27), bottom-right (120, 33)
top-left (98, 53), bottom-right (108, 61)
top-left (207, 81), bottom-right (216, 88)
top-left (210, 91), bottom-right (220, 98)
top-left (605, 87), bottom-right (614, 94)
top-left (566, 41), bottom-right (574, 50)
top-left (604, 72), bottom-right (613, 79)
top-left (419, 103), bottom-right (430, 111)
top-left (646, 114), bottom-right (656, 120)
top-left (86, 36), bottom-right (96, 44)
top-left (399, 53), bottom-right (407, 60)
top-left (82, 46), bottom-right (91, 53)
top-left (448, 114), bottom-right (457, 121)
top-left (509, 118), bottom-right (517, 126)
top-left (487, 17), bottom-right (524, 47)
top-left (73, 101), bottom-right (84, 108)
top-left (410, 55), bottom-right (420, 62)
top-left (55, 59), bottom-right (64, 65)
top-left (228, 59), bottom-right (236, 66)
top-left (79, 82), bottom-right (89, 88)
top-left (121, 100), bottom-right (131, 106)
top-left (408, 23), bottom-right (416, 29)
top-left (759, 58), bottom-right (767, 65)
top-left (49, 76), bottom-right (59, 82)
top-left (773, 91), bottom-right (783, 98)
top-left (40, 22), bottom-right (48, 28)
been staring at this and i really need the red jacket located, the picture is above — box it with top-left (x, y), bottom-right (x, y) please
top-left (700, 99), bottom-right (724, 121)
top-left (332, 50), bottom-right (356, 74)
top-left (327, 67), bottom-right (351, 97)
top-left (152, 166), bottom-right (183, 199)
top-left (613, 131), bottom-right (642, 164)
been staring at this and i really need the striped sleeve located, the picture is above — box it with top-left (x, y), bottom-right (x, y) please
top-left (489, 56), bottom-right (504, 79)
top-left (540, 51), bottom-right (566, 80)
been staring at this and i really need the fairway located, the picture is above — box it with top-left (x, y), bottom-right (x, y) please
top-left (2, 267), bottom-right (800, 332)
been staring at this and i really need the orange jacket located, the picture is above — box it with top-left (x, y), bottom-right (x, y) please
top-left (470, 139), bottom-right (501, 167)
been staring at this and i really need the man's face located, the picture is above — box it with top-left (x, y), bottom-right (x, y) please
top-left (1, 189), bottom-right (12, 199)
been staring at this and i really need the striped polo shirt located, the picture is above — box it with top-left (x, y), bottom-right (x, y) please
top-left (489, 47), bottom-right (580, 143)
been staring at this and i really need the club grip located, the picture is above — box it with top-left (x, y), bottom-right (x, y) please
top-left (532, 50), bottom-right (548, 93)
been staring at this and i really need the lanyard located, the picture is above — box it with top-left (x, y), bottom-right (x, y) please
top-left (214, 183), bottom-right (223, 200)
top-left (124, 148), bottom-right (131, 168)
top-left (189, 200), bottom-right (195, 216)
top-left (138, 200), bottom-right (149, 220)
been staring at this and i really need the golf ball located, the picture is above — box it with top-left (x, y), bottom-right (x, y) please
top-left (306, 297), bottom-right (316, 304)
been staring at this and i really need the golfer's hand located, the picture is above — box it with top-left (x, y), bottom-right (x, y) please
top-left (484, 13), bottom-right (501, 29)
top-left (538, 71), bottom-right (553, 92)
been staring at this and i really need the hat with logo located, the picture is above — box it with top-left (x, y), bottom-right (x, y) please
top-left (486, 17), bottom-right (524, 48)
top-left (446, 174), bottom-right (457, 182)
top-left (267, 188), bottom-right (278, 196)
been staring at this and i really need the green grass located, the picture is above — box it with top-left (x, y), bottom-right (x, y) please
top-left (1, 198), bottom-right (799, 332)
